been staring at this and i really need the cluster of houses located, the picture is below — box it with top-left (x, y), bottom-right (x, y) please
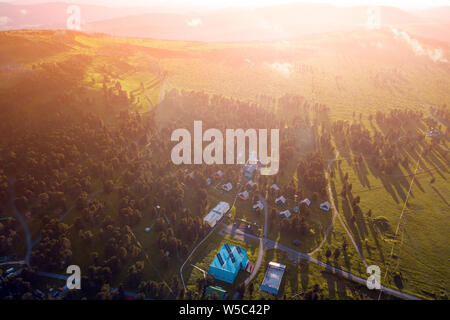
top-left (185, 168), bottom-right (224, 186)
top-left (221, 169), bottom-right (257, 191)
top-left (204, 174), bottom-right (332, 230)
top-left (270, 184), bottom-right (331, 219)
top-left (201, 165), bottom-right (260, 228)
top-left (200, 165), bottom-right (318, 298)
top-left (185, 162), bottom-right (259, 196)
top-left (222, 178), bottom-right (257, 195)
top-left (197, 160), bottom-right (339, 299)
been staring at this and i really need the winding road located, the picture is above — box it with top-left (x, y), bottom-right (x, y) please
top-left (322, 151), bottom-right (368, 267)
top-left (0, 260), bottom-right (26, 266)
top-left (307, 152), bottom-right (340, 256)
top-left (244, 194), bottom-right (268, 286)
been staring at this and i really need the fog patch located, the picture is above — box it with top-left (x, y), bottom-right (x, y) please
top-left (264, 61), bottom-right (293, 77)
top-left (392, 28), bottom-right (447, 63)
top-left (0, 16), bottom-right (12, 27)
top-left (186, 19), bottom-right (202, 27)
top-left (244, 58), bottom-right (254, 66)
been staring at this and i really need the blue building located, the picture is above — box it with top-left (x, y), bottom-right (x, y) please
top-left (242, 164), bottom-right (257, 179)
top-left (260, 262), bottom-right (286, 295)
top-left (208, 243), bottom-right (249, 284)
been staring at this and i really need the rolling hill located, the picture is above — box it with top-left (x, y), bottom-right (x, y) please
top-left (1, 2), bottom-right (449, 43)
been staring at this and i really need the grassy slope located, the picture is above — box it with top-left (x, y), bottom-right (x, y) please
top-left (316, 119), bottom-right (450, 299)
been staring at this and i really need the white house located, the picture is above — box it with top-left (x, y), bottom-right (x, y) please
top-left (270, 184), bottom-right (280, 193)
top-left (5, 267), bottom-right (15, 275)
top-left (203, 201), bottom-right (230, 227)
top-left (222, 182), bottom-right (233, 192)
top-left (279, 210), bottom-right (291, 218)
top-left (320, 201), bottom-right (331, 211)
top-left (215, 170), bottom-right (224, 179)
top-left (275, 196), bottom-right (286, 205)
top-left (247, 180), bottom-right (257, 188)
top-left (238, 190), bottom-right (249, 200)
top-left (253, 201), bottom-right (264, 212)
top-left (300, 198), bottom-right (311, 207)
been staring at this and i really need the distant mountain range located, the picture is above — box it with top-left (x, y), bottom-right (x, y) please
top-left (0, 2), bottom-right (167, 29)
top-left (1, 2), bottom-right (449, 42)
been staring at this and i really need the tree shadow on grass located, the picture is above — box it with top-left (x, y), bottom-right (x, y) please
top-left (264, 248), bottom-right (275, 265)
top-left (287, 262), bottom-right (299, 296)
top-left (340, 196), bottom-right (364, 249)
top-left (393, 274), bottom-right (404, 290)
top-left (354, 159), bottom-right (371, 189)
top-left (367, 221), bottom-right (385, 264)
top-left (322, 270), bottom-right (337, 299)
top-left (299, 260), bottom-right (310, 291)
top-left (342, 246), bottom-right (352, 272)
top-left (379, 176), bottom-right (400, 204)
top-left (431, 186), bottom-right (449, 206)
top-left (335, 277), bottom-right (349, 299)
top-left (421, 151), bottom-right (448, 181)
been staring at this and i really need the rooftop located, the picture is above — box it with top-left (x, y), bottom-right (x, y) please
top-left (260, 262), bottom-right (286, 294)
top-left (210, 243), bottom-right (248, 274)
top-left (203, 201), bottom-right (230, 226)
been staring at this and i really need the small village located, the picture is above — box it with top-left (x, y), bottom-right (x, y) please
top-left (187, 161), bottom-right (334, 300)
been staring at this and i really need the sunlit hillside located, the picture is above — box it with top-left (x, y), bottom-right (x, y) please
top-left (1, 29), bottom-right (449, 119)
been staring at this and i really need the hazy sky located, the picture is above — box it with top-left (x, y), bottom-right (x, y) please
top-left (2, 0), bottom-right (450, 8)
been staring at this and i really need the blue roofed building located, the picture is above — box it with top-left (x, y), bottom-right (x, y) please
top-left (208, 243), bottom-right (249, 284)
top-left (260, 262), bottom-right (286, 295)
top-left (242, 164), bottom-right (257, 179)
